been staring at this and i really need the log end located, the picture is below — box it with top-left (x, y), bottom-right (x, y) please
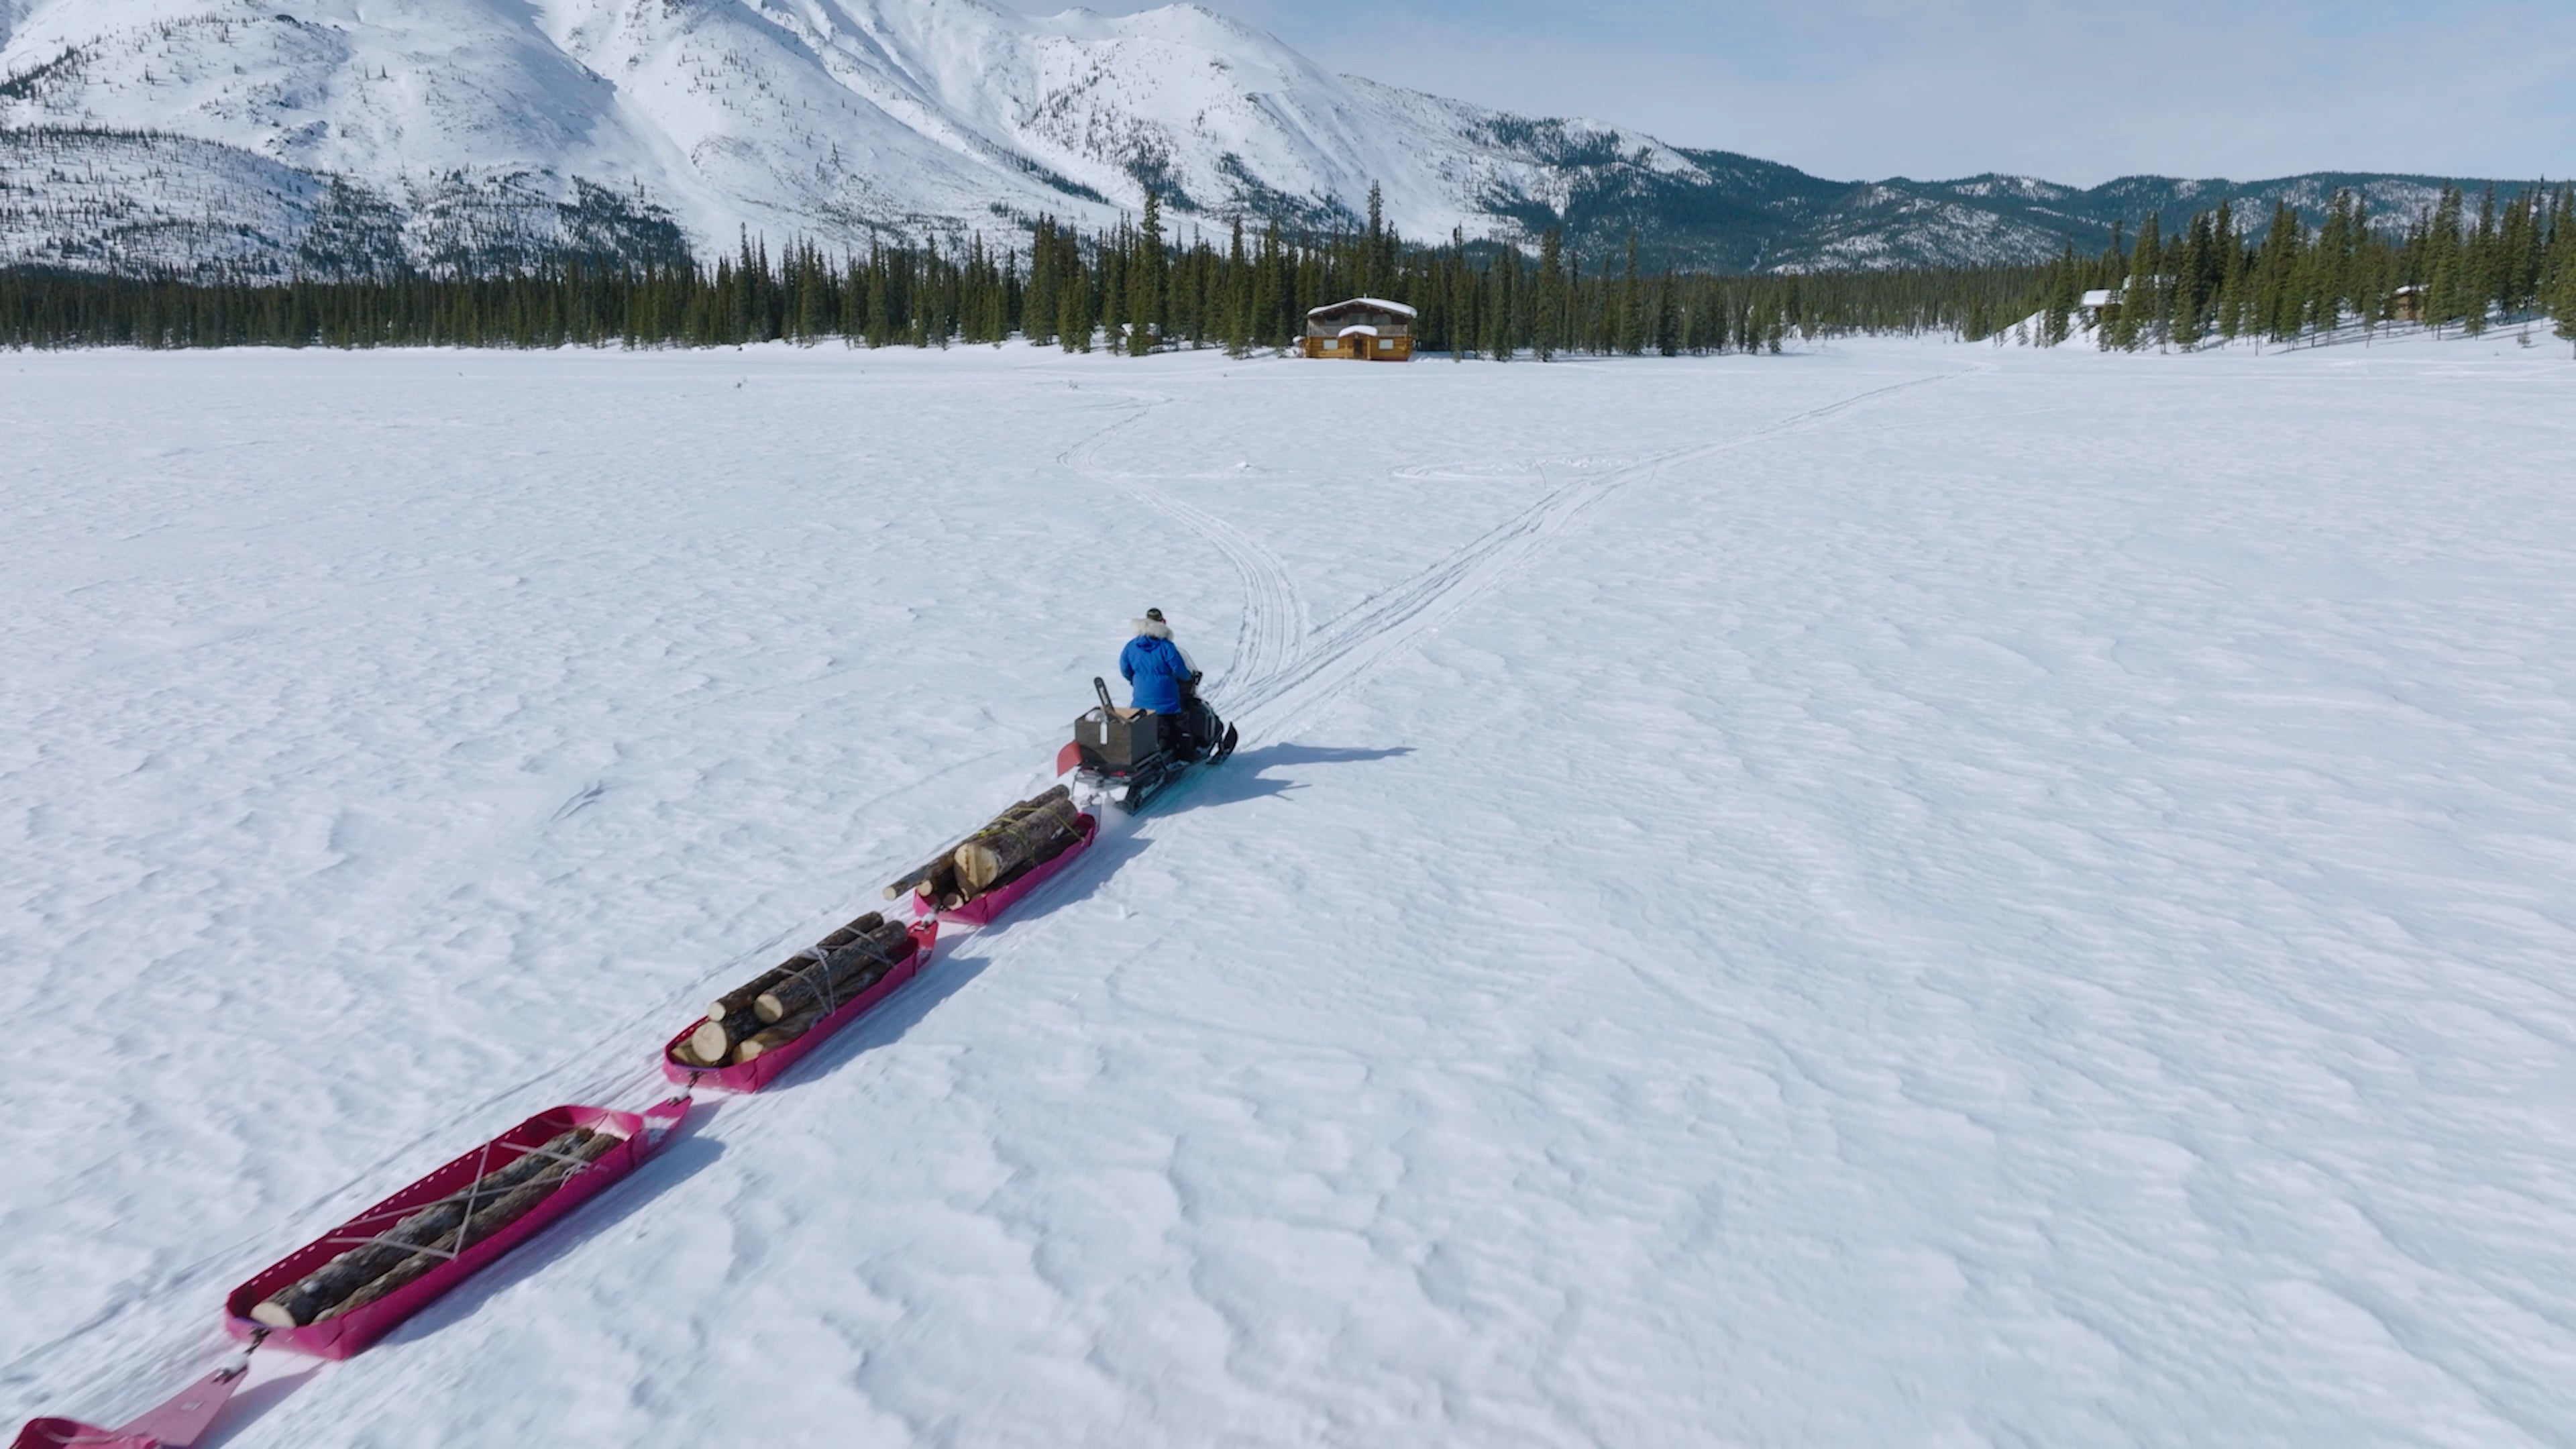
top-left (249, 1300), bottom-right (301, 1330)
top-left (954, 843), bottom-right (1004, 892)
top-left (688, 1020), bottom-right (733, 1063)
top-left (753, 992), bottom-right (788, 1024)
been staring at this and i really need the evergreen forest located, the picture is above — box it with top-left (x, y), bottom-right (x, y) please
top-left (5, 183), bottom-right (2573, 357)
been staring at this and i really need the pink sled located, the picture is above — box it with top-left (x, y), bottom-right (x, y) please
top-left (912, 812), bottom-right (1097, 927)
top-left (220, 1097), bottom-right (688, 1362)
top-left (13, 1098), bottom-right (692, 1448)
top-left (660, 919), bottom-right (939, 1093)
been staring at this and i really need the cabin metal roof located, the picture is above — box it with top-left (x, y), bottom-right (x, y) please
top-left (1307, 297), bottom-right (1419, 320)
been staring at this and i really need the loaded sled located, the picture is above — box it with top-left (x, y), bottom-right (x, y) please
top-left (1059, 677), bottom-right (1236, 812)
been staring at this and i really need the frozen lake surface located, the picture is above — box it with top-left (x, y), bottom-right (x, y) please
top-left (4, 331), bottom-right (2573, 1446)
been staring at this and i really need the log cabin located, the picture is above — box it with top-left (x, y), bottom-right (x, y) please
top-left (1303, 298), bottom-right (1417, 360)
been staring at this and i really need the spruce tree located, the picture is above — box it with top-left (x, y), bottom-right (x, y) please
top-left (2108, 215), bottom-right (2159, 350)
top-left (1482, 250), bottom-right (1515, 360)
top-left (1058, 250), bottom-right (1092, 352)
top-left (1128, 194), bottom-right (1165, 356)
top-left (1251, 218), bottom-right (1283, 352)
top-left (1361, 182), bottom-right (1386, 298)
top-left (1223, 216), bottom-right (1250, 356)
top-left (1024, 219), bottom-right (1059, 346)
top-left (2553, 199), bottom-right (2576, 357)
top-left (1620, 233), bottom-right (1647, 355)
top-left (1534, 229), bottom-right (1564, 360)
top-left (1446, 227), bottom-right (1476, 360)
top-left (2043, 244), bottom-right (2078, 345)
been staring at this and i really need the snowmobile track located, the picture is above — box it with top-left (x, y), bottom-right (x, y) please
top-left (1060, 389), bottom-right (1311, 700)
top-left (1227, 367), bottom-right (1972, 744)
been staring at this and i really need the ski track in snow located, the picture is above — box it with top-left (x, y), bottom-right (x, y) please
top-left (6, 335), bottom-right (2576, 1447)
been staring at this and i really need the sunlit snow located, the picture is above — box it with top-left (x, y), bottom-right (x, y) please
top-left (4, 331), bottom-right (2573, 1445)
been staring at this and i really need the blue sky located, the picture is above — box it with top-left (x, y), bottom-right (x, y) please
top-left (1014, 1), bottom-right (2575, 186)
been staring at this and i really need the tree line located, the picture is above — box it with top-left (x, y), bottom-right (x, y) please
top-left (2029, 182), bottom-right (2576, 352)
top-left (5, 181), bottom-right (2572, 356)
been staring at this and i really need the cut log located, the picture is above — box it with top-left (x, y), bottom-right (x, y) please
top-left (691, 1006), bottom-right (767, 1065)
top-left (706, 961), bottom-right (805, 1025)
top-left (886, 787), bottom-right (1071, 899)
top-left (949, 814), bottom-right (1051, 895)
top-left (885, 843), bottom-right (966, 899)
top-left (953, 795), bottom-right (1082, 893)
top-left (668, 1037), bottom-right (722, 1071)
top-left (317, 1130), bottom-right (621, 1322)
top-left (252, 1128), bottom-right (592, 1328)
top-left (814, 911), bottom-right (886, 954)
top-left (753, 921), bottom-right (914, 1023)
top-left (912, 855), bottom-right (960, 905)
top-left (731, 1009), bottom-right (822, 1063)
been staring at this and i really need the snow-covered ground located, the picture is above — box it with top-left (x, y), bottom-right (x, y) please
top-left (4, 331), bottom-right (2573, 1446)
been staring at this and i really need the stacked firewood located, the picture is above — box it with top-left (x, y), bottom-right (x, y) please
top-left (882, 785), bottom-right (1085, 910)
top-left (250, 1126), bottom-right (622, 1328)
top-left (668, 911), bottom-right (918, 1070)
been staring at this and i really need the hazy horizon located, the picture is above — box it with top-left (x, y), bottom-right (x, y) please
top-left (1010, 0), bottom-right (2574, 189)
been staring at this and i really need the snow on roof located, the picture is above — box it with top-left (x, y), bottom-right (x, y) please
top-left (2080, 289), bottom-right (2118, 307)
top-left (1338, 324), bottom-right (1381, 337)
top-left (1309, 297), bottom-right (1418, 319)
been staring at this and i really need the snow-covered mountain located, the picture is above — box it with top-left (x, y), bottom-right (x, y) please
top-left (0, 0), bottom-right (2508, 276)
top-left (0, 0), bottom-right (1689, 273)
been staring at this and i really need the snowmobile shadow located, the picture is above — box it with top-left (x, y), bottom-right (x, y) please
top-left (1155, 743), bottom-right (1415, 814)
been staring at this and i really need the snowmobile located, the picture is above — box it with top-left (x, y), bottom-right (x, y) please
top-left (1059, 676), bottom-right (1238, 812)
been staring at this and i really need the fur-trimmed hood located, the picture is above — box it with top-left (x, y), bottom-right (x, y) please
top-left (1132, 616), bottom-right (1171, 640)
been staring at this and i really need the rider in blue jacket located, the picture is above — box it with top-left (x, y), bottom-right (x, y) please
top-left (1120, 607), bottom-right (1199, 726)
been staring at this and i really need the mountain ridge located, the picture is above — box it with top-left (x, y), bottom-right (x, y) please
top-left (0, 0), bottom-right (2534, 277)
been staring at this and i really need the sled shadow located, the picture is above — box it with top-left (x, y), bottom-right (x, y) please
top-left (354, 1112), bottom-right (733, 1358)
top-left (198, 1360), bottom-right (325, 1446)
top-left (199, 1110), bottom-right (735, 1446)
top-left (763, 947), bottom-right (995, 1086)
top-left (981, 824), bottom-right (1155, 928)
top-left (1157, 743), bottom-right (1413, 814)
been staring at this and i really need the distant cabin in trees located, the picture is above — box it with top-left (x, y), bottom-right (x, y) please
top-left (1303, 298), bottom-right (1417, 360)
top-left (2390, 284), bottom-right (2427, 323)
top-left (2080, 288), bottom-right (2121, 325)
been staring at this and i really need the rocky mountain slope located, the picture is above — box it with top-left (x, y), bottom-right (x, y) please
top-left (0, 0), bottom-right (2510, 276)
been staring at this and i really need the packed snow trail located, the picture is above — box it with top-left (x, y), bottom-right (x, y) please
top-left (1070, 368), bottom-right (1968, 747)
top-left (1222, 368), bottom-right (1972, 742)
top-left (1060, 387), bottom-right (1312, 700)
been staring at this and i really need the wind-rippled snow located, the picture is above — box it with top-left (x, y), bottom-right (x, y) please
top-left (3, 333), bottom-right (2573, 1446)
